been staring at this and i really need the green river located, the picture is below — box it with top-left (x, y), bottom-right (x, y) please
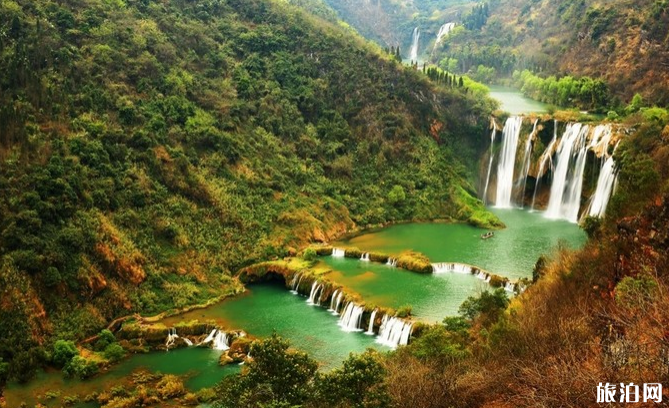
top-left (488, 85), bottom-right (549, 115)
top-left (5, 208), bottom-right (585, 406)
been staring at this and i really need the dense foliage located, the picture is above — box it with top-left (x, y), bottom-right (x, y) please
top-left (0, 0), bottom-right (498, 384)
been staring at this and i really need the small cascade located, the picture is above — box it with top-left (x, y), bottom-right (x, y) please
top-left (545, 123), bottom-right (590, 222)
top-left (531, 120), bottom-right (558, 210)
top-left (475, 271), bottom-right (488, 280)
top-left (516, 119), bottom-right (538, 206)
top-left (386, 257), bottom-right (397, 267)
top-left (213, 331), bottom-right (230, 351)
top-left (290, 273), bottom-right (303, 295)
top-left (409, 27), bottom-right (420, 62)
top-left (332, 291), bottom-right (344, 315)
top-left (482, 123), bottom-right (497, 205)
top-left (376, 315), bottom-right (413, 348)
top-left (165, 328), bottom-right (179, 348)
top-left (200, 328), bottom-right (217, 345)
top-left (432, 263), bottom-right (472, 274)
top-left (338, 302), bottom-right (365, 332)
top-left (588, 156), bottom-right (617, 217)
top-left (360, 253), bottom-right (370, 262)
top-left (182, 338), bottom-right (193, 346)
top-left (365, 310), bottom-right (378, 335)
top-left (332, 248), bottom-right (345, 257)
top-left (503, 281), bottom-right (515, 292)
top-left (494, 116), bottom-right (524, 208)
top-left (307, 282), bottom-right (322, 305)
top-left (328, 289), bottom-right (339, 312)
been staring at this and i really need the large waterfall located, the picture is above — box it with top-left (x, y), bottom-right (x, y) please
top-left (338, 302), bottom-right (365, 332)
top-left (494, 116), bottom-right (524, 208)
top-left (409, 27), bottom-right (420, 62)
top-left (545, 123), bottom-right (589, 222)
top-left (482, 124), bottom-right (497, 205)
top-left (486, 117), bottom-right (620, 222)
top-left (432, 22), bottom-right (455, 54)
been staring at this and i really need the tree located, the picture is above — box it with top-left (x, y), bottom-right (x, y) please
top-left (459, 289), bottom-right (509, 327)
top-left (103, 343), bottom-right (125, 362)
top-left (53, 340), bottom-right (79, 367)
top-left (387, 185), bottom-right (406, 206)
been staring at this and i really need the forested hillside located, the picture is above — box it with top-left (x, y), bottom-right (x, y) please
top-left (0, 0), bottom-right (499, 383)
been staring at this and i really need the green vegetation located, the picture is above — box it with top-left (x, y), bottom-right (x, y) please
top-left (0, 0), bottom-right (498, 383)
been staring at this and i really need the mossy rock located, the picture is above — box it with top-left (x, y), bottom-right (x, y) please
top-left (344, 248), bottom-right (363, 259)
top-left (396, 252), bottom-right (433, 274)
top-left (488, 275), bottom-right (506, 288)
top-left (369, 252), bottom-right (389, 263)
top-left (315, 247), bottom-right (334, 256)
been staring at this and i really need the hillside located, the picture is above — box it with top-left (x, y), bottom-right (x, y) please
top-left (0, 0), bottom-right (500, 384)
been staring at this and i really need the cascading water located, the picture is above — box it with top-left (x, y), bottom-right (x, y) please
top-left (182, 338), bottom-right (193, 346)
top-left (588, 156), bottom-right (617, 217)
top-left (494, 116), bottom-right (524, 208)
top-left (531, 120), bottom-right (558, 210)
top-left (332, 248), bottom-right (345, 257)
top-left (409, 27), bottom-right (420, 62)
top-left (386, 257), bottom-right (397, 267)
top-left (213, 331), bottom-right (230, 351)
top-left (432, 22), bottom-right (455, 54)
top-left (365, 310), bottom-right (378, 335)
top-left (432, 263), bottom-right (472, 274)
top-left (360, 253), bottom-right (370, 262)
top-left (482, 123), bottom-right (497, 205)
top-left (338, 302), bottom-right (365, 332)
top-left (165, 328), bottom-right (179, 348)
top-left (306, 282), bottom-right (322, 305)
top-left (290, 273), bottom-right (303, 294)
top-left (333, 291), bottom-right (344, 315)
top-left (545, 123), bottom-right (590, 222)
top-left (328, 289), bottom-right (339, 312)
top-left (516, 119), bottom-right (538, 206)
top-left (376, 315), bottom-right (413, 348)
top-left (200, 328), bottom-right (217, 345)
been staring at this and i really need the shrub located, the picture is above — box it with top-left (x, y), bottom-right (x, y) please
top-left (396, 305), bottom-right (412, 318)
top-left (64, 356), bottom-right (99, 379)
top-left (103, 343), bottom-right (126, 362)
top-left (53, 340), bottom-right (79, 368)
top-left (302, 248), bottom-right (317, 262)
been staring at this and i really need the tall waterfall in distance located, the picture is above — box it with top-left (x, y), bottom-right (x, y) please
top-left (494, 116), bottom-right (523, 208)
top-left (432, 23), bottom-right (455, 54)
top-left (545, 123), bottom-right (590, 222)
top-left (409, 27), bottom-right (420, 62)
top-left (482, 123), bottom-right (497, 205)
top-left (531, 120), bottom-right (558, 210)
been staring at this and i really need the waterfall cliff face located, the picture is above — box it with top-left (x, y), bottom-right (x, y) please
top-left (484, 117), bottom-right (620, 222)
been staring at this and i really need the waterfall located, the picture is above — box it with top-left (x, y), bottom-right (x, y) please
top-left (494, 116), bottom-right (524, 208)
top-left (531, 120), bottom-right (558, 210)
top-left (332, 291), bottom-right (344, 315)
top-left (306, 281), bottom-right (322, 305)
top-left (182, 338), bottom-right (193, 346)
top-left (545, 123), bottom-right (590, 222)
top-left (200, 328), bottom-right (217, 345)
top-left (165, 328), bottom-right (179, 348)
top-left (332, 248), bottom-right (345, 257)
top-left (435, 23), bottom-right (455, 44)
top-left (365, 310), bottom-right (378, 335)
top-left (360, 253), bottom-right (370, 262)
top-left (213, 331), bottom-right (230, 351)
top-left (432, 263), bottom-right (472, 274)
top-left (376, 315), bottom-right (413, 348)
top-left (290, 273), bottom-right (303, 294)
top-left (328, 289), bottom-right (339, 312)
top-left (588, 156), bottom-right (617, 217)
top-left (517, 119), bottom-right (538, 206)
top-left (504, 281), bottom-right (515, 292)
top-left (482, 123), bottom-right (497, 205)
top-left (386, 257), bottom-right (397, 267)
top-left (338, 302), bottom-right (365, 332)
top-left (409, 27), bottom-right (420, 62)
top-left (476, 271), bottom-right (488, 280)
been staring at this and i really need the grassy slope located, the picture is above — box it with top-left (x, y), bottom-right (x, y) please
top-left (0, 0), bottom-right (498, 381)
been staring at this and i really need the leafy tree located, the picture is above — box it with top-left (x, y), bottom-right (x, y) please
top-left (387, 185), bottom-right (406, 206)
top-left (459, 289), bottom-right (509, 327)
top-left (63, 356), bottom-right (98, 380)
top-left (52, 340), bottom-right (79, 368)
top-left (103, 343), bottom-right (125, 362)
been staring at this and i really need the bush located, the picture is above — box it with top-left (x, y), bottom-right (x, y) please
top-left (396, 305), bottom-right (412, 318)
top-left (95, 329), bottom-right (117, 351)
top-left (103, 343), bottom-right (126, 362)
top-left (64, 356), bottom-right (99, 379)
top-left (302, 248), bottom-right (317, 262)
top-left (53, 340), bottom-right (79, 368)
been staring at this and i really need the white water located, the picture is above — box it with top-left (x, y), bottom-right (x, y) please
top-left (332, 291), bottom-right (344, 315)
top-left (432, 22), bottom-right (455, 54)
top-left (290, 273), bottom-right (303, 294)
top-left (409, 27), bottom-right (420, 62)
top-left (494, 116), bottom-right (524, 208)
top-left (531, 120), bottom-right (558, 210)
top-left (332, 248), bottom-right (345, 257)
top-left (360, 253), bottom-right (370, 262)
top-left (365, 310), bottom-right (378, 335)
top-left (328, 289), bottom-right (339, 312)
top-left (504, 281), bottom-right (515, 292)
top-left (482, 124), bottom-right (497, 205)
top-left (517, 119), bottom-right (538, 206)
top-left (432, 262), bottom-right (472, 274)
top-left (200, 329), bottom-right (217, 345)
top-left (165, 328), bottom-right (179, 349)
top-left (376, 315), bottom-right (413, 348)
top-left (182, 338), bottom-right (193, 346)
top-left (588, 156), bottom-right (617, 217)
top-left (386, 257), bottom-right (397, 267)
top-left (213, 331), bottom-right (230, 351)
top-left (338, 302), bottom-right (365, 332)
top-left (545, 123), bottom-right (590, 222)
top-left (306, 282), bottom-right (322, 305)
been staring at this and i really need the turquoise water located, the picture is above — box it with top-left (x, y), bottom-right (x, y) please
top-left (489, 85), bottom-right (549, 114)
top-left (338, 208), bottom-right (586, 280)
